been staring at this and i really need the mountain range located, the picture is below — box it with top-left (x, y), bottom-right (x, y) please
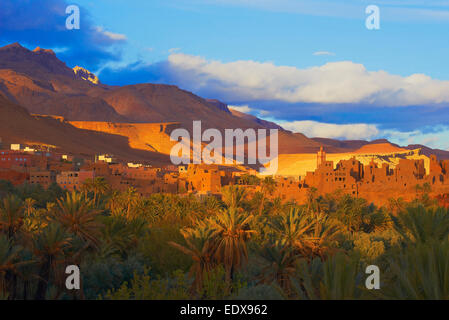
top-left (0, 42), bottom-right (448, 163)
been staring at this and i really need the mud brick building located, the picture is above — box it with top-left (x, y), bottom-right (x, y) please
top-left (29, 171), bottom-right (56, 189)
top-left (273, 147), bottom-right (449, 207)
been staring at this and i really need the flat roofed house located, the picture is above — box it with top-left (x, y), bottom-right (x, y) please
top-left (0, 150), bottom-right (33, 169)
top-left (30, 171), bottom-right (56, 189)
top-left (56, 170), bottom-right (94, 191)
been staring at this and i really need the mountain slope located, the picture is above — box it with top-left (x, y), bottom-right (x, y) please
top-left (229, 108), bottom-right (284, 131)
top-left (0, 93), bottom-right (170, 164)
top-left (405, 144), bottom-right (449, 160)
top-left (0, 43), bottom-right (126, 121)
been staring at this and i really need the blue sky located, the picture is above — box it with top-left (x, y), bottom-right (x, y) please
top-left (2, 0), bottom-right (449, 149)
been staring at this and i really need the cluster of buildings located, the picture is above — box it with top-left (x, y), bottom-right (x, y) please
top-left (1, 136), bottom-right (449, 207)
top-left (0, 140), bottom-right (91, 189)
top-left (0, 139), bottom-right (246, 197)
top-left (272, 147), bottom-right (449, 206)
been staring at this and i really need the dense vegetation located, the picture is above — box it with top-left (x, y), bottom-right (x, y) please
top-left (0, 177), bottom-right (448, 300)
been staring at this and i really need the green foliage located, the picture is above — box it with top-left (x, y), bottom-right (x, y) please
top-left (0, 180), bottom-right (15, 199)
top-left (0, 179), bottom-right (449, 300)
top-left (221, 185), bottom-right (248, 210)
top-left (378, 240), bottom-right (449, 299)
top-left (0, 195), bottom-right (25, 240)
top-left (81, 254), bottom-right (145, 299)
top-left (353, 233), bottom-right (385, 262)
top-left (294, 253), bottom-right (365, 300)
top-left (103, 268), bottom-right (190, 300)
top-left (198, 265), bottom-right (246, 300)
top-left (393, 205), bottom-right (449, 244)
top-left (139, 226), bottom-right (192, 275)
top-left (332, 195), bottom-right (391, 233)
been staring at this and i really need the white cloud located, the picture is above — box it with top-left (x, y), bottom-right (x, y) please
top-left (167, 53), bottom-right (449, 106)
top-left (313, 51), bottom-right (335, 56)
top-left (95, 27), bottom-right (127, 41)
top-left (228, 105), bottom-right (252, 113)
top-left (271, 120), bottom-right (449, 150)
top-left (384, 126), bottom-right (449, 150)
top-left (279, 120), bottom-right (380, 140)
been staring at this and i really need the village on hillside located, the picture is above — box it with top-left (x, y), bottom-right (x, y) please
top-left (1, 137), bottom-right (449, 208)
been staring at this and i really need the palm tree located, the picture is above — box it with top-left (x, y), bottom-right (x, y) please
top-left (269, 207), bottom-right (314, 254)
top-left (0, 235), bottom-right (32, 299)
top-left (258, 240), bottom-right (298, 296)
top-left (393, 206), bottom-right (449, 244)
top-left (168, 223), bottom-right (217, 294)
top-left (269, 197), bottom-right (285, 216)
top-left (53, 192), bottom-right (103, 246)
top-left (207, 207), bottom-right (256, 282)
top-left (302, 213), bottom-right (342, 259)
top-left (250, 191), bottom-right (264, 215)
top-left (123, 187), bottom-right (140, 219)
top-left (33, 223), bottom-right (72, 300)
top-left (81, 177), bottom-right (109, 205)
top-left (388, 197), bottom-right (406, 216)
top-left (379, 240), bottom-right (449, 299)
top-left (101, 215), bottom-right (148, 257)
top-left (24, 198), bottom-right (37, 217)
top-left (0, 195), bottom-right (25, 240)
top-left (256, 177), bottom-right (277, 215)
top-left (335, 195), bottom-right (369, 234)
top-left (221, 185), bottom-right (247, 210)
top-left (203, 196), bottom-right (223, 217)
top-left (261, 176), bottom-right (277, 195)
top-left (106, 190), bottom-right (121, 216)
top-left (294, 253), bottom-right (363, 300)
top-left (306, 187), bottom-right (319, 213)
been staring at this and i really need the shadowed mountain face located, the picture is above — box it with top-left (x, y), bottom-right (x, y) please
top-left (92, 83), bottom-right (268, 131)
top-left (0, 43), bottom-right (75, 78)
top-left (405, 144), bottom-right (449, 160)
top-left (0, 93), bottom-right (171, 164)
top-left (0, 43), bottom-right (126, 121)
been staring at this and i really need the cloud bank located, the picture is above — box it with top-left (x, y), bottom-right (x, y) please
top-left (164, 53), bottom-right (449, 106)
top-left (277, 119), bottom-right (449, 150)
top-left (280, 120), bottom-right (380, 140)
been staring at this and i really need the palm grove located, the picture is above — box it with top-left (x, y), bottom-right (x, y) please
top-left (1, 175), bottom-right (449, 300)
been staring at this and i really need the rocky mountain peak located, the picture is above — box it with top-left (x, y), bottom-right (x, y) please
top-left (73, 66), bottom-right (100, 85)
top-left (33, 47), bottom-right (56, 55)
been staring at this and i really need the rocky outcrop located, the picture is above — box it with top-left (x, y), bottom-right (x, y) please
top-left (73, 66), bottom-right (100, 85)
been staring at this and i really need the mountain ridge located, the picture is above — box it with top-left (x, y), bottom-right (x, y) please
top-left (0, 42), bottom-right (448, 160)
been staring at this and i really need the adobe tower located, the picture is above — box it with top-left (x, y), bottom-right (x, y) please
top-left (317, 146), bottom-right (326, 168)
